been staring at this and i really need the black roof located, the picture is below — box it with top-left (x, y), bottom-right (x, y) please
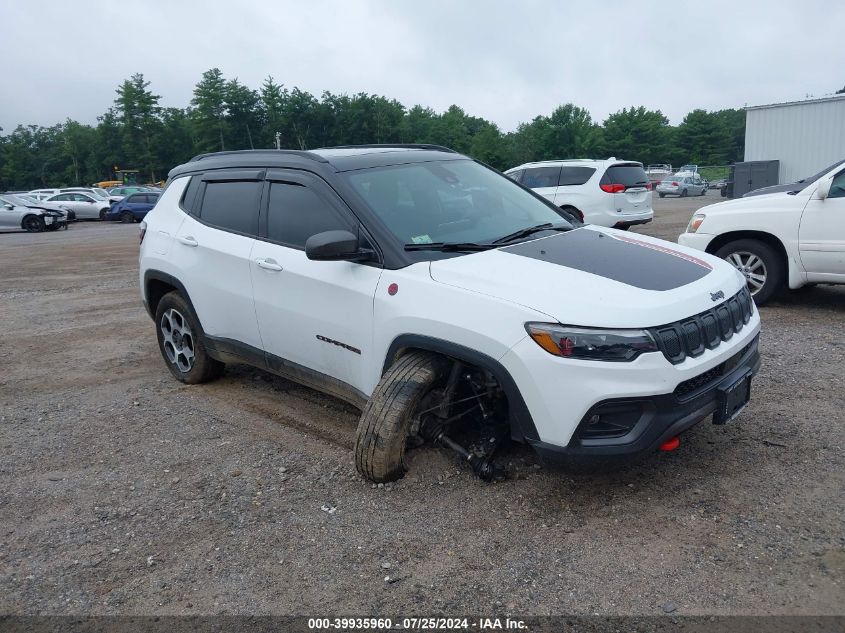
top-left (169, 144), bottom-right (463, 179)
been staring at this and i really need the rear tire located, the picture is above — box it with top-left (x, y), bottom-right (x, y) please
top-left (681, 189), bottom-right (688, 198)
top-left (120, 211), bottom-right (134, 224)
top-left (355, 351), bottom-right (447, 483)
top-left (154, 291), bottom-right (225, 384)
top-left (658, 193), bottom-right (666, 198)
top-left (22, 215), bottom-right (45, 232)
top-left (715, 239), bottom-right (784, 305)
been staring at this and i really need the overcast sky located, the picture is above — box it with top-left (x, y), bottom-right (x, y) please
top-left (1, 0), bottom-right (842, 133)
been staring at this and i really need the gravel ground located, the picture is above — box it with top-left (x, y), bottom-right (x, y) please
top-left (1, 193), bottom-right (843, 616)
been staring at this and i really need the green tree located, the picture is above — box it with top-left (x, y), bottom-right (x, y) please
top-left (225, 79), bottom-right (260, 149)
top-left (600, 106), bottom-right (673, 165)
top-left (190, 68), bottom-right (229, 152)
top-left (115, 73), bottom-right (162, 181)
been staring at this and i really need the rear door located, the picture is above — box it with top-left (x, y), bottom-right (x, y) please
top-left (250, 169), bottom-right (383, 396)
top-left (601, 163), bottom-right (651, 216)
top-left (171, 170), bottom-right (264, 350)
top-left (799, 169), bottom-right (845, 279)
top-left (520, 166), bottom-right (561, 201)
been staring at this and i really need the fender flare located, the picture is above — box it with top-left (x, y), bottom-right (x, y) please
top-left (382, 334), bottom-right (539, 442)
top-left (142, 270), bottom-right (201, 324)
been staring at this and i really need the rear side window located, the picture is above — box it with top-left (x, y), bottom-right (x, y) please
top-left (126, 194), bottom-right (141, 203)
top-left (199, 181), bottom-right (261, 236)
top-left (266, 182), bottom-right (351, 248)
top-left (601, 164), bottom-right (649, 187)
top-left (180, 176), bottom-right (201, 214)
top-left (558, 167), bottom-right (596, 186)
top-left (522, 167), bottom-right (561, 189)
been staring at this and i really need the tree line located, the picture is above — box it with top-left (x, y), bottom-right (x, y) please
top-left (0, 69), bottom-right (746, 190)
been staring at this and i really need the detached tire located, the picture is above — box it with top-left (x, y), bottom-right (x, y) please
top-left (355, 351), bottom-right (446, 483)
top-left (715, 238), bottom-right (784, 305)
top-left (154, 291), bottom-right (224, 384)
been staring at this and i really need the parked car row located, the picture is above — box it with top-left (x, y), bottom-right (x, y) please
top-left (1, 185), bottom-right (162, 230)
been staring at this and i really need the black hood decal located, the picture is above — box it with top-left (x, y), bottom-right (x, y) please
top-left (502, 229), bottom-right (712, 291)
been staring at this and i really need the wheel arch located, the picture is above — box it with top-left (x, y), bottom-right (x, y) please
top-left (382, 334), bottom-right (539, 442)
top-left (143, 270), bottom-right (202, 325)
top-left (20, 213), bottom-right (43, 230)
top-left (703, 230), bottom-right (802, 287)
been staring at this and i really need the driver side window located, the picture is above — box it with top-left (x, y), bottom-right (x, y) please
top-left (265, 181), bottom-right (352, 249)
top-left (828, 171), bottom-right (845, 199)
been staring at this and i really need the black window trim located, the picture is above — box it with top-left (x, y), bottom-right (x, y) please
top-left (178, 175), bottom-right (200, 215)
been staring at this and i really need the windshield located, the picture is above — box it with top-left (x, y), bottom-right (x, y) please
top-left (795, 159), bottom-right (845, 188)
top-left (344, 159), bottom-right (572, 246)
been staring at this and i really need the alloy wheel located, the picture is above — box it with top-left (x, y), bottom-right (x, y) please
top-left (160, 308), bottom-right (195, 372)
top-left (726, 251), bottom-right (767, 295)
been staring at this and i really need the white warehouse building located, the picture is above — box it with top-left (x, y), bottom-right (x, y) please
top-left (744, 94), bottom-right (845, 184)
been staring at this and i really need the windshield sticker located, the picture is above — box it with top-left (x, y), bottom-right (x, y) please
top-left (411, 234), bottom-right (433, 244)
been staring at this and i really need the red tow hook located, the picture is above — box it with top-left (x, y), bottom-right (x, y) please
top-left (659, 436), bottom-right (680, 452)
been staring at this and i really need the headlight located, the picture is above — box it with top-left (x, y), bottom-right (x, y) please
top-left (687, 213), bottom-right (706, 233)
top-left (525, 323), bottom-right (659, 362)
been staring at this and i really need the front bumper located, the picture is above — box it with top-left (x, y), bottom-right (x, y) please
top-left (677, 231), bottom-right (714, 252)
top-left (529, 334), bottom-right (761, 469)
top-left (500, 306), bottom-right (761, 467)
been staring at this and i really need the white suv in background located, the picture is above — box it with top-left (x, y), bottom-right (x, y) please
top-left (504, 159), bottom-right (653, 229)
top-left (678, 160), bottom-right (845, 304)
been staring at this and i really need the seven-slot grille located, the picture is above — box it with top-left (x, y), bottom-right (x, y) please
top-left (649, 286), bottom-right (754, 364)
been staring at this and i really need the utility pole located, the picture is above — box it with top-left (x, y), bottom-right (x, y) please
top-left (275, 132), bottom-right (281, 150)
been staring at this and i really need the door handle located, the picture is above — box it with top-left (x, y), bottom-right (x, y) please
top-left (256, 258), bottom-right (283, 272)
top-left (177, 236), bottom-right (198, 247)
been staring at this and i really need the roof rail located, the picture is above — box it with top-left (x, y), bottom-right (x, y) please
top-left (188, 149), bottom-right (329, 163)
top-left (320, 143), bottom-right (457, 153)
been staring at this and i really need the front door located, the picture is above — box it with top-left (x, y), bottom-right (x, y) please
top-left (249, 170), bottom-right (383, 397)
top-left (799, 169), bottom-right (845, 280)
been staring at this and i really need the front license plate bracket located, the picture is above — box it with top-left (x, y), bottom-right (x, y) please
top-left (713, 371), bottom-right (752, 425)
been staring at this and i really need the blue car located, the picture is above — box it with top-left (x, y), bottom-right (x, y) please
top-left (107, 191), bottom-right (161, 223)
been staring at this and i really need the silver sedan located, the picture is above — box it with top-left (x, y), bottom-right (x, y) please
top-left (656, 175), bottom-right (707, 198)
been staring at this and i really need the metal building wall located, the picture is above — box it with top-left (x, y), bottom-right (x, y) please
top-left (744, 95), bottom-right (845, 184)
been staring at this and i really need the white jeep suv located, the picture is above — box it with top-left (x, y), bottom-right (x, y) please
top-left (679, 160), bottom-right (845, 304)
top-left (504, 158), bottom-right (653, 229)
top-left (139, 145), bottom-right (760, 482)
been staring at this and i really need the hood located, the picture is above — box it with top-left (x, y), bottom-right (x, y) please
top-left (429, 227), bottom-right (744, 328)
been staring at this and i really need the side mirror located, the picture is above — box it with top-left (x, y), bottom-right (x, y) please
top-left (816, 178), bottom-right (832, 200)
top-left (3, 203), bottom-right (14, 210)
top-left (305, 230), bottom-right (371, 262)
